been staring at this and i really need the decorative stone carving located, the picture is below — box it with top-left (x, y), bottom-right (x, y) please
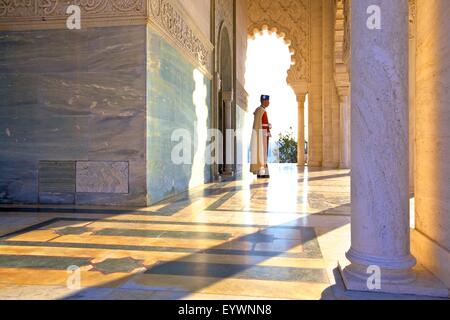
top-left (214, 0), bottom-right (234, 73)
top-left (334, 0), bottom-right (350, 99)
top-left (247, 0), bottom-right (311, 84)
top-left (148, 0), bottom-right (213, 77)
top-left (342, 0), bottom-right (351, 67)
top-left (0, 0), bottom-right (145, 18)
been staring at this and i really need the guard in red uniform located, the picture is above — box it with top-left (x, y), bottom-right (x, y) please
top-left (250, 95), bottom-right (272, 178)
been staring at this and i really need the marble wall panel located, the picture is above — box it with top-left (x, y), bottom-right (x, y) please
top-left (0, 160), bottom-right (38, 204)
top-left (0, 30), bottom-right (89, 74)
top-left (146, 27), bottom-right (212, 205)
top-left (0, 26), bottom-right (147, 206)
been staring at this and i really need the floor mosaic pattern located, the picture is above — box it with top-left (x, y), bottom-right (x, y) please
top-left (0, 165), bottom-right (353, 300)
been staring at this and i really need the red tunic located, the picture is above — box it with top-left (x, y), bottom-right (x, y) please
top-left (262, 112), bottom-right (270, 134)
top-left (262, 111), bottom-right (270, 156)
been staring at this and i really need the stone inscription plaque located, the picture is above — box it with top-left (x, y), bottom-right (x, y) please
top-left (76, 161), bottom-right (129, 194)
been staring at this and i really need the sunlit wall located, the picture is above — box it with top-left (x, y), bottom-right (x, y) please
top-left (146, 28), bottom-right (211, 205)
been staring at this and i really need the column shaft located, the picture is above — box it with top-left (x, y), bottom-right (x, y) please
top-left (297, 94), bottom-right (306, 166)
top-left (223, 92), bottom-right (234, 175)
top-left (345, 0), bottom-right (416, 284)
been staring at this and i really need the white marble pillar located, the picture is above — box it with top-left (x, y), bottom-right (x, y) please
top-left (296, 93), bottom-right (306, 166)
top-left (331, 87), bottom-right (341, 167)
top-left (223, 91), bottom-right (234, 176)
top-left (343, 0), bottom-right (417, 287)
top-left (339, 98), bottom-right (345, 168)
top-left (339, 96), bottom-right (351, 169)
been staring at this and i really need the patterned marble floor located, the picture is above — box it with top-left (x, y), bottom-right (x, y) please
top-left (0, 165), bottom-right (353, 300)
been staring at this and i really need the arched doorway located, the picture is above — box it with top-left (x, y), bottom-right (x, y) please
top-left (245, 29), bottom-right (300, 165)
top-left (216, 25), bottom-right (235, 178)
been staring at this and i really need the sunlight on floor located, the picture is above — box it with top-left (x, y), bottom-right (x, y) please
top-left (0, 165), bottom-right (352, 300)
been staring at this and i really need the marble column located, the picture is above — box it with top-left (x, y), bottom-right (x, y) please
top-left (296, 93), bottom-right (306, 166)
top-left (321, 0), bottom-right (335, 169)
top-left (223, 91), bottom-right (234, 176)
top-left (339, 99), bottom-right (345, 168)
top-left (343, 0), bottom-right (417, 288)
top-left (339, 96), bottom-right (351, 169)
top-left (331, 87), bottom-right (341, 167)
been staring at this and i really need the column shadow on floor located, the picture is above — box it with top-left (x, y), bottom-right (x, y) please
top-left (57, 205), bottom-right (350, 300)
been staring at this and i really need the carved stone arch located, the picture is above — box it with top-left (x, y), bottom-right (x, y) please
top-left (247, 0), bottom-right (311, 85)
top-left (334, 0), bottom-right (350, 99)
top-left (215, 22), bottom-right (235, 177)
top-left (247, 25), bottom-right (297, 84)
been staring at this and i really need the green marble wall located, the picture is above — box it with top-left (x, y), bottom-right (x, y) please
top-left (146, 28), bottom-right (212, 205)
top-left (0, 26), bottom-right (147, 206)
top-left (0, 26), bottom-right (217, 206)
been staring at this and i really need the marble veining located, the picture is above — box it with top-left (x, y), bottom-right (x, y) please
top-left (0, 26), bottom-right (147, 206)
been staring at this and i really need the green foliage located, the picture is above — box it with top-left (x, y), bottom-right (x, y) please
top-left (274, 128), bottom-right (298, 164)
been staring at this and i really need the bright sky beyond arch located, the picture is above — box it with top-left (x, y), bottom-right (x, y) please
top-left (245, 30), bottom-right (298, 142)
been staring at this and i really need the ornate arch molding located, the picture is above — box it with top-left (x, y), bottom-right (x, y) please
top-left (334, 0), bottom-right (350, 99)
top-left (214, 0), bottom-right (233, 70)
top-left (247, 0), bottom-right (311, 86)
top-left (217, 22), bottom-right (233, 92)
top-left (409, 0), bottom-right (416, 39)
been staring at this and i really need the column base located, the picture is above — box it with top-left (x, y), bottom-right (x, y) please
top-left (221, 171), bottom-right (234, 177)
top-left (345, 247), bottom-right (417, 284)
top-left (338, 257), bottom-right (449, 298)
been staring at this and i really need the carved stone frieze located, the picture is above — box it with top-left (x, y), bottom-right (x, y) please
top-left (0, 0), bottom-right (145, 19)
top-left (247, 0), bottom-right (311, 84)
top-left (335, 0), bottom-right (350, 99)
top-left (215, 0), bottom-right (233, 36)
top-left (148, 0), bottom-right (213, 76)
top-left (342, 0), bottom-right (351, 67)
top-left (215, 0), bottom-right (234, 71)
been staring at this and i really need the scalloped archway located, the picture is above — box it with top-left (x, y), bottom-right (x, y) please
top-left (248, 26), bottom-right (297, 84)
top-left (247, 0), bottom-right (311, 86)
